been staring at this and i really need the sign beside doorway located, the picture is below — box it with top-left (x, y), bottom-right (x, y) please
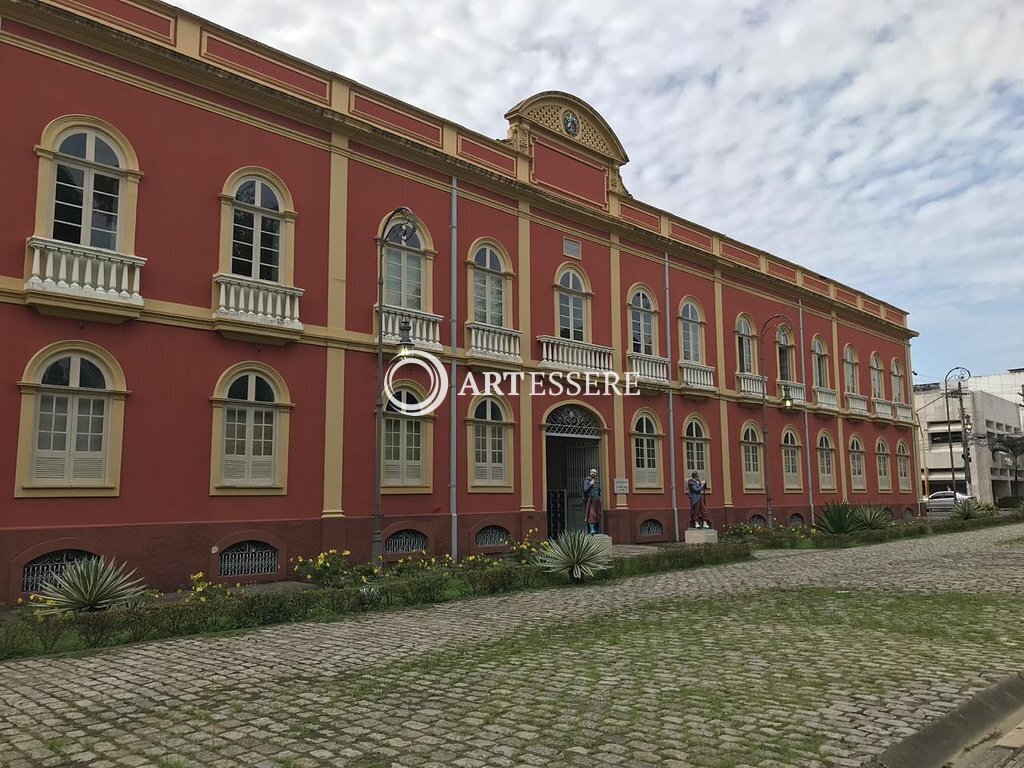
top-left (613, 478), bottom-right (629, 495)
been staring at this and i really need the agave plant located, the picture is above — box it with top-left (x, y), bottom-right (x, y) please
top-left (815, 502), bottom-right (865, 535)
top-left (855, 504), bottom-right (892, 530)
top-left (535, 530), bottom-right (612, 583)
top-left (33, 557), bottom-right (147, 614)
top-left (952, 499), bottom-right (983, 520)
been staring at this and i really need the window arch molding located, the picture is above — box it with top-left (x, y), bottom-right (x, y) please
top-left (465, 393), bottom-right (515, 493)
top-left (553, 262), bottom-right (593, 342)
top-left (816, 429), bottom-right (836, 491)
top-left (890, 359), bottom-right (906, 404)
top-left (776, 326), bottom-right (796, 384)
top-left (843, 345), bottom-right (859, 394)
top-left (869, 352), bottom-right (885, 400)
top-left (15, 340), bottom-right (128, 498)
top-left (740, 420), bottom-right (764, 491)
top-left (849, 434), bottom-right (867, 492)
top-left (735, 314), bottom-right (757, 375)
top-left (682, 414), bottom-right (712, 491)
top-left (625, 283), bottom-right (660, 357)
top-left (376, 210), bottom-right (436, 315)
top-left (218, 166), bottom-right (297, 286)
top-left (876, 438), bottom-right (892, 492)
top-left (780, 426), bottom-right (802, 491)
top-left (896, 440), bottom-right (912, 492)
top-left (630, 408), bottom-right (664, 491)
top-left (382, 378), bottom-right (434, 494)
top-left (209, 361), bottom-right (293, 496)
top-left (465, 237), bottom-right (514, 331)
top-left (678, 297), bottom-right (706, 365)
top-left (34, 115), bottom-right (142, 255)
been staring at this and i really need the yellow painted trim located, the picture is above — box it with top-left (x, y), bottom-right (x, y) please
top-left (379, 378), bottom-right (434, 494)
top-left (209, 361), bottom-right (292, 495)
top-left (463, 236), bottom-right (515, 334)
top-left (609, 238), bottom-right (627, 510)
top-left (713, 271), bottom-right (733, 505)
top-left (14, 340), bottom-right (128, 498)
top-left (464, 393), bottom-right (516, 494)
top-left (629, 407), bottom-right (664, 492)
top-left (836, 418), bottom-right (848, 498)
top-left (780, 426), bottom-right (804, 492)
top-left (623, 280), bottom-right (661, 356)
top-left (322, 346), bottom-right (345, 511)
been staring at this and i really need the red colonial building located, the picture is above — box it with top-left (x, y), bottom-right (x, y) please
top-left (0, 0), bottom-right (919, 602)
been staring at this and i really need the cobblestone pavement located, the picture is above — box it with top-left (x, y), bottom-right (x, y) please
top-left (3, 525), bottom-right (1024, 768)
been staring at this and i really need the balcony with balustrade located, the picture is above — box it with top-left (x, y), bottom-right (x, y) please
top-left (379, 305), bottom-right (444, 351)
top-left (213, 273), bottom-right (304, 343)
top-left (872, 398), bottom-right (895, 421)
top-left (813, 386), bottom-right (839, 411)
top-left (845, 392), bottom-right (869, 419)
top-left (736, 372), bottom-right (766, 404)
top-left (466, 322), bottom-right (522, 366)
top-left (627, 351), bottom-right (671, 389)
top-left (678, 361), bottom-right (717, 397)
top-left (777, 380), bottom-right (806, 407)
top-left (894, 402), bottom-right (913, 424)
top-left (537, 336), bottom-right (614, 372)
top-left (24, 236), bottom-right (146, 322)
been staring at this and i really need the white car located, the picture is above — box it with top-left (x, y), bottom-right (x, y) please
top-left (925, 490), bottom-right (971, 517)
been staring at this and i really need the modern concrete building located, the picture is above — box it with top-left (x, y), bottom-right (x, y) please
top-left (966, 369), bottom-right (1024, 429)
top-left (913, 383), bottom-right (1023, 502)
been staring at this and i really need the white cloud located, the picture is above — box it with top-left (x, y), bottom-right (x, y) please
top-left (176, 0), bottom-right (1024, 381)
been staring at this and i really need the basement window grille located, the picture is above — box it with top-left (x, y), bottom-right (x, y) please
top-left (22, 549), bottom-right (97, 593)
top-left (385, 529), bottom-right (428, 555)
top-left (638, 519), bottom-right (664, 537)
top-left (218, 540), bottom-right (279, 577)
top-left (475, 525), bottom-right (511, 548)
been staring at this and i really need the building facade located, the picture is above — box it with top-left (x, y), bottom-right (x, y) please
top-left (0, 0), bottom-right (918, 602)
top-left (913, 384), bottom-right (1023, 501)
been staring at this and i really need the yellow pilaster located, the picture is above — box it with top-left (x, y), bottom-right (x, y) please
top-left (714, 270), bottom-right (733, 506)
top-left (518, 201), bottom-right (534, 512)
top-left (610, 235), bottom-right (627, 510)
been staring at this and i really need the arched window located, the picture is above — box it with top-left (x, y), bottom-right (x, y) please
top-left (630, 289), bottom-right (655, 356)
top-left (891, 360), bottom-right (906, 404)
top-left (817, 432), bottom-right (836, 490)
top-left (749, 514), bottom-right (768, 528)
top-left (32, 353), bottom-right (111, 486)
top-left (849, 436), bottom-right (867, 491)
top-left (843, 346), bottom-right (859, 394)
top-left (385, 529), bottom-right (428, 555)
top-left (683, 417), bottom-right (710, 483)
top-left (812, 337), bottom-right (829, 388)
top-left (557, 267), bottom-right (587, 342)
top-left (781, 428), bottom-right (801, 490)
top-left (384, 216), bottom-right (425, 311)
top-left (22, 549), bottom-right (98, 593)
top-left (876, 439), bottom-right (892, 492)
top-left (384, 388), bottom-right (424, 487)
top-left (51, 129), bottom-right (125, 250)
top-left (788, 513), bottom-right (805, 527)
top-left (736, 316), bottom-right (755, 375)
top-left (741, 423), bottom-right (763, 490)
top-left (870, 353), bottom-right (885, 400)
top-left (776, 327), bottom-right (795, 383)
top-left (471, 244), bottom-right (507, 327)
top-left (222, 372), bottom-right (279, 486)
top-left (680, 299), bottom-right (704, 364)
top-left (231, 178), bottom-right (284, 283)
top-left (475, 525), bottom-right (511, 548)
top-left (471, 398), bottom-right (508, 487)
top-left (897, 441), bottom-right (912, 492)
top-left (632, 413), bottom-right (661, 489)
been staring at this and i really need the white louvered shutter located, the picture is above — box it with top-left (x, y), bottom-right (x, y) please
top-left (70, 397), bottom-right (106, 481)
top-left (33, 393), bottom-right (70, 483)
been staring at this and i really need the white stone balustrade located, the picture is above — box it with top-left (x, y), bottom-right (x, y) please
top-left (736, 372), bottom-right (767, 398)
top-left (845, 393), bottom-right (869, 416)
top-left (872, 398), bottom-right (895, 420)
top-left (894, 403), bottom-right (913, 423)
top-left (379, 305), bottom-right (443, 351)
top-left (214, 274), bottom-right (303, 329)
top-left (679, 362), bottom-right (716, 391)
top-left (628, 352), bottom-right (670, 384)
top-left (814, 386), bottom-right (839, 410)
top-left (778, 381), bottom-right (806, 405)
top-left (537, 336), bottom-right (614, 372)
top-left (26, 236), bottom-right (145, 306)
top-left (467, 322), bottom-right (521, 363)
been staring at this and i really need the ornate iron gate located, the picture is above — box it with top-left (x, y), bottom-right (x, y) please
top-left (545, 405), bottom-right (602, 537)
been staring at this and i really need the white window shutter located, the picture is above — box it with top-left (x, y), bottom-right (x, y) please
top-left (249, 457), bottom-right (274, 484)
top-left (71, 453), bottom-right (104, 481)
top-left (33, 454), bottom-right (68, 482)
top-left (490, 462), bottom-right (505, 485)
top-left (474, 460), bottom-right (489, 484)
top-left (223, 457), bottom-right (247, 482)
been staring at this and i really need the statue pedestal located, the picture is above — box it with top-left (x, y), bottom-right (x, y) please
top-left (592, 533), bottom-right (614, 557)
top-left (684, 528), bottom-right (718, 545)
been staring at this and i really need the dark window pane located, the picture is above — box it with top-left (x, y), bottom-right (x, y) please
top-left (55, 183), bottom-right (84, 207)
top-left (42, 358), bottom-right (72, 386)
top-left (94, 137), bottom-right (120, 168)
top-left (91, 210), bottom-right (118, 232)
top-left (54, 202), bottom-right (83, 226)
top-left (254, 376), bottom-right (274, 402)
top-left (59, 133), bottom-right (87, 158)
top-left (56, 164), bottom-right (85, 189)
top-left (227, 376), bottom-right (248, 400)
top-left (52, 222), bottom-right (82, 244)
top-left (78, 359), bottom-right (106, 389)
top-left (259, 184), bottom-right (280, 211)
top-left (89, 230), bottom-right (116, 250)
top-left (93, 174), bottom-right (120, 197)
top-left (259, 262), bottom-right (279, 282)
top-left (235, 181), bottom-right (256, 205)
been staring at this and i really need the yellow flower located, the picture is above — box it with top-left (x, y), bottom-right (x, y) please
top-left (361, 575), bottom-right (368, 583)
top-left (342, 550), bottom-right (351, 557)
top-left (16, 597), bottom-right (24, 605)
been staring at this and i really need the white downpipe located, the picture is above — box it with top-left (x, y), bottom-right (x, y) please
top-left (450, 177), bottom-right (459, 559)
top-left (797, 300), bottom-right (815, 525)
top-left (664, 252), bottom-right (679, 541)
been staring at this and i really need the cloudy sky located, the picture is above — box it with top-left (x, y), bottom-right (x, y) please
top-left (177, 0), bottom-right (1024, 385)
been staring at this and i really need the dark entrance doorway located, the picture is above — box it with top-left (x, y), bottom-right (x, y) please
top-left (545, 405), bottom-right (602, 538)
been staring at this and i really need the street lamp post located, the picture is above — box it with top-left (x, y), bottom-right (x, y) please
top-left (374, 207), bottom-right (418, 565)
top-left (943, 367), bottom-right (970, 495)
top-left (759, 313), bottom-right (794, 528)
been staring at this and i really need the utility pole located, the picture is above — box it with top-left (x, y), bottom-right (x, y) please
top-left (957, 383), bottom-right (972, 498)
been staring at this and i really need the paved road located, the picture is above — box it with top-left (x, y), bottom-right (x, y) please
top-left (2, 525), bottom-right (1024, 768)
